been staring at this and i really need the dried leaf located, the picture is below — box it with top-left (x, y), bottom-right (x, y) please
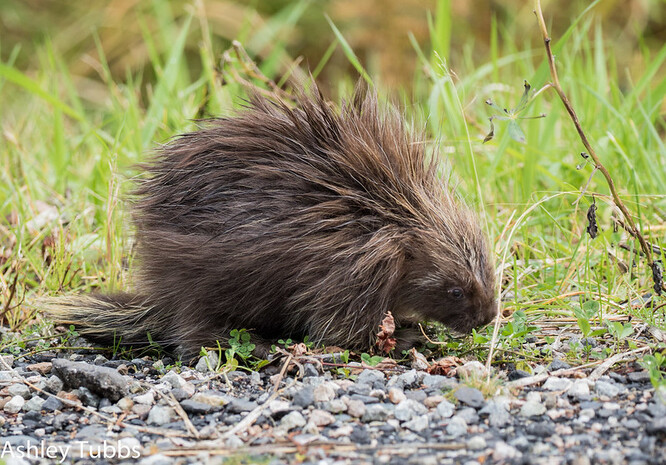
top-left (376, 311), bottom-right (397, 353)
top-left (586, 203), bottom-right (598, 239)
top-left (652, 261), bottom-right (663, 295)
top-left (373, 358), bottom-right (398, 371)
top-left (427, 356), bottom-right (463, 376)
top-left (483, 117), bottom-right (495, 143)
top-left (288, 343), bottom-right (308, 356)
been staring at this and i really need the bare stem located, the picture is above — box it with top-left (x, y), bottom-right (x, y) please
top-left (534, 0), bottom-right (659, 290)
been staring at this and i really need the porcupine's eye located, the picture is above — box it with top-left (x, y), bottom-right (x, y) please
top-left (449, 287), bottom-right (465, 300)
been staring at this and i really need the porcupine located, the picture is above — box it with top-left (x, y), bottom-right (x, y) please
top-left (48, 84), bottom-right (497, 360)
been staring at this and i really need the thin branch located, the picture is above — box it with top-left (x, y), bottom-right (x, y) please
top-left (534, 0), bottom-right (661, 294)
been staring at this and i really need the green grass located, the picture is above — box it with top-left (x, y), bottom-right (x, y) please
top-left (1, 1), bottom-right (664, 370)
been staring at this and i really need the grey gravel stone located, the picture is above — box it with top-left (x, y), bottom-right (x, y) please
top-left (436, 399), bottom-right (456, 419)
top-left (310, 409), bottom-right (335, 426)
top-left (76, 424), bottom-right (107, 439)
top-left (134, 390), bottom-right (156, 405)
top-left (227, 398), bottom-right (258, 413)
top-left (454, 387), bottom-right (485, 408)
top-left (422, 374), bottom-right (456, 391)
top-left (44, 375), bottom-right (64, 394)
top-left (180, 399), bottom-right (214, 415)
top-left (51, 358), bottom-right (129, 402)
top-left (7, 383), bottom-right (30, 399)
top-left (388, 369), bottom-right (422, 389)
top-left (325, 398), bottom-right (346, 413)
top-left (648, 401), bottom-right (666, 417)
top-left (313, 383), bottom-right (337, 402)
top-left (456, 407), bottom-right (479, 424)
top-left (493, 441), bottom-right (522, 460)
top-left (480, 397), bottom-right (511, 427)
top-left (41, 396), bottom-right (63, 411)
top-left (3, 395), bottom-right (24, 414)
top-left (147, 405), bottom-right (177, 425)
top-left (301, 363), bottom-right (318, 377)
top-left (77, 386), bottom-right (101, 407)
top-left (567, 379), bottom-right (590, 399)
top-left (345, 399), bottom-right (365, 418)
top-left (162, 371), bottom-right (187, 389)
top-left (526, 421), bottom-right (556, 437)
top-left (362, 403), bottom-right (391, 422)
top-left (191, 392), bottom-right (228, 409)
top-left (446, 415), bottom-right (467, 436)
top-left (404, 414), bottom-right (429, 432)
top-left (647, 417), bottom-right (666, 435)
top-left (467, 435), bottom-right (487, 450)
top-left (280, 411), bottom-right (306, 431)
top-left (548, 358), bottom-right (571, 371)
top-left (356, 369), bottom-right (385, 387)
top-left (394, 399), bottom-right (428, 422)
top-left (594, 379), bottom-right (623, 398)
top-left (23, 396), bottom-right (45, 412)
top-left (520, 400), bottom-right (546, 417)
top-left (170, 387), bottom-right (192, 401)
top-left (350, 425), bottom-right (371, 444)
top-left (543, 377), bottom-right (573, 391)
top-left (0, 355), bottom-right (14, 368)
top-left (627, 371), bottom-right (651, 383)
top-left (456, 361), bottom-right (487, 379)
top-left (292, 386), bottom-right (314, 408)
top-left (350, 394), bottom-right (379, 405)
top-left (405, 389), bottom-right (427, 402)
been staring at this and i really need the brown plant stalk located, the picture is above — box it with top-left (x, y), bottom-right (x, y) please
top-left (534, 0), bottom-right (663, 294)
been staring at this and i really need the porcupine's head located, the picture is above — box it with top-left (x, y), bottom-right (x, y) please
top-left (393, 197), bottom-right (498, 334)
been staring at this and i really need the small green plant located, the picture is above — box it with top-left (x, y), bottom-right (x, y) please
top-left (335, 349), bottom-right (352, 378)
top-left (302, 335), bottom-right (315, 350)
top-left (217, 329), bottom-right (256, 372)
top-left (605, 320), bottom-right (634, 343)
top-left (228, 329), bottom-right (255, 360)
top-left (360, 353), bottom-right (384, 366)
top-left (201, 330), bottom-right (270, 373)
top-left (59, 324), bottom-right (80, 346)
top-left (574, 300), bottom-right (600, 337)
top-left (499, 310), bottom-right (539, 348)
top-left (483, 81), bottom-right (545, 144)
top-left (638, 351), bottom-right (666, 390)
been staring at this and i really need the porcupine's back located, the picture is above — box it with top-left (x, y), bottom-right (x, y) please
top-left (50, 85), bottom-right (497, 358)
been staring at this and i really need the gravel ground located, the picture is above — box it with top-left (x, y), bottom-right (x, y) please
top-left (1, 332), bottom-right (665, 465)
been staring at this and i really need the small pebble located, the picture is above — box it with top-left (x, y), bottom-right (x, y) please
top-left (543, 377), bottom-right (573, 391)
top-left (309, 409), bottom-right (335, 426)
top-left (147, 405), bottom-right (176, 425)
top-left (388, 387), bottom-right (407, 404)
top-left (520, 400), bottom-right (546, 417)
top-left (7, 383), bottom-right (31, 399)
top-left (280, 411), bottom-right (307, 431)
top-left (436, 399), bottom-right (456, 419)
top-left (446, 415), bottom-right (467, 436)
top-left (467, 435), bottom-right (486, 450)
top-left (3, 395), bottom-right (25, 414)
top-left (454, 387), bottom-right (485, 408)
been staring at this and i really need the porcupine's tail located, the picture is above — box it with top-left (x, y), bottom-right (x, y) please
top-left (43, 293), bottom-right (167, 352)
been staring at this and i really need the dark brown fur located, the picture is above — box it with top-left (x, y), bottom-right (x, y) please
top-left (49, 86), bottom-right (497, 358)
